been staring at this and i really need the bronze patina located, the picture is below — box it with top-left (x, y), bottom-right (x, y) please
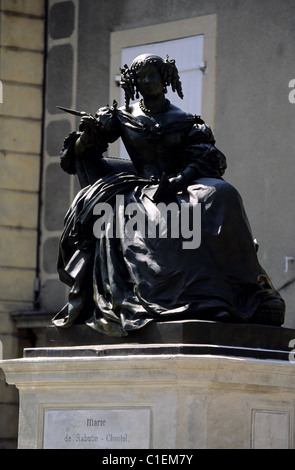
top-left (53, 54), bottom-right (285, 336)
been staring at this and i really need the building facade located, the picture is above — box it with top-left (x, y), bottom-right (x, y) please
top-left (1, 0), bottom-right (295, 448)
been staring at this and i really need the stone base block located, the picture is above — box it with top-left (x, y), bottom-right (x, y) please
top-left (37, 320), bottom-right (295, 361)
top-left (1, 347), bottom-right (295, 448)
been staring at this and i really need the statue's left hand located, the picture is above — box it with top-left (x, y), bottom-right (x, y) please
top-left (168, 175), bottom-right (186, 193)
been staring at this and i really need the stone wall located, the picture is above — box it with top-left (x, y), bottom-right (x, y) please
top-left (0, 0), bottom-right (46, 448)
top-left (40, 0), bottom-right (79, 314)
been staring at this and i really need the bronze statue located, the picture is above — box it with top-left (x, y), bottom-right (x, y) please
top-left (53, 53), bottom-right (285, 336)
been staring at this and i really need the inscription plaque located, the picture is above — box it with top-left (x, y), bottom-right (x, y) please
top-left (43, 407), bottom-right (151, 449)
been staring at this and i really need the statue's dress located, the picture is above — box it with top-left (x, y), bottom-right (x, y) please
top-left (53, 102), bottom-right (285, 336)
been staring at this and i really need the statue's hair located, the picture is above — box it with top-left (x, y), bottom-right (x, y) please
top-left (120, 54), bottom-right (184, 110)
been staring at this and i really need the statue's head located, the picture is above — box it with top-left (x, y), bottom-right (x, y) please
top-left (120, 53), bottom-right (183, 110)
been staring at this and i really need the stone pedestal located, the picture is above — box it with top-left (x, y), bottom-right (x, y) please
top-left (1, 321), bottom-right (295, 449)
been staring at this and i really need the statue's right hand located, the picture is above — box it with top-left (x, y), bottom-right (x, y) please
top-left (79, 115), bottom-right (96, 148)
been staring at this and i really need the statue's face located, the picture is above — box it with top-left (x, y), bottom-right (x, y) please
top-left (135, 63), bottom-right (164, 99)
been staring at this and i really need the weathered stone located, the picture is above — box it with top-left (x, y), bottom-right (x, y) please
top-left (0, 117), bottom-right (42, 154)
top-left (43, 238), bottom-right (60, 274)
top-left (2, 352), bottom-right (295, 449)
top-left (2, 0), bottom-right (45, 16)
top-left (0, 49), bottom-right (44, 85)
top-left (44, 163), bottom-right (70, 230)
top-left (0, 152), bottom-right (40, 192)
top-left (0, 191), bottom-right (38, 229)
top-left (0, 404), bottom-right (18, 439)
top-left (46, 45), bottom-right (73, 114)
top-left (1, 13), bottom-right (44, 51)
top-left (0, 228), bottom-right (37, 268)
top-left (49, 1), bottom-right (75, 39)
top-left (39, 279), bottom-right (67, 313)
top-left (1, 83), bottom-right (43, 120)
top-left (0, 268), bottom-right (35, 303)
top-left (46, 120), bottom-right (72, 157)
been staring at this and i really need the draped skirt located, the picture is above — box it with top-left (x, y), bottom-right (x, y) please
top-left (53, 172), bottom-right (284, 336)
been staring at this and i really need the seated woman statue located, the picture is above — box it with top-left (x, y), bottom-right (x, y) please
top-left (53, 53), bottom-right (285, 336)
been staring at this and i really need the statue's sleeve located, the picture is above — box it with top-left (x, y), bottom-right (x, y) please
top-left (60, 131), bottom-right (81, 175)
top-left (181, 122), bottom-right (227, 178)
